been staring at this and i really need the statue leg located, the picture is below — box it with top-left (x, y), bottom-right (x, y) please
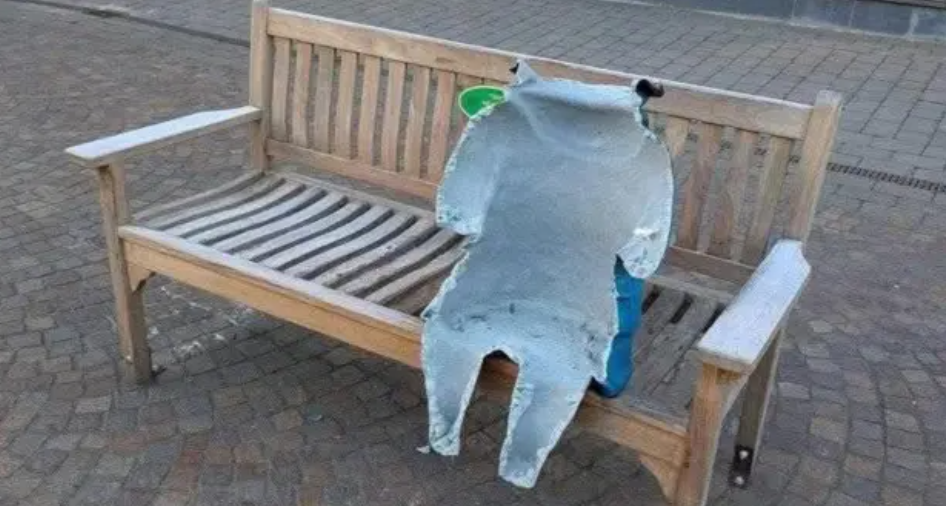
top-left (423, 334), bottom-right (488, 456)
top-left (499, 358), bottom-right (589, 488)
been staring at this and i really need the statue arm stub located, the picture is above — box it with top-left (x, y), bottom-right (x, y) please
top-left (617, 137), bottom-right (674, 279)
top-left (435, 115), bottom-right (504, 237)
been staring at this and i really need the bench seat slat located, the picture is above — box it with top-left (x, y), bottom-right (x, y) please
top-left (213, 192), bottom-right (347, 253)
top-left (365, 245), bottom-right (465, 305)
top-left (164, 180), bottom-right (303, 237)
top-left (237, 200), bottom-right (364, 262)
top-left (260, 205), bottom-right (392, 270)
top-left (143, 177), bottom-right (282, 229)
top-left (189, 187), bottom-right (325, 245)
top-left (134, 172), bottom-right (263, 222)
top-left (284, 213), bottom-right (414, 278)
top-left (314, 218), bottom-right (437, 288)
top-left (634, 289), bottom-right (688, 360)
top-left (338, 228), bottom-right (459, 296)
top-left (635, 299), bottom-right (719, 396)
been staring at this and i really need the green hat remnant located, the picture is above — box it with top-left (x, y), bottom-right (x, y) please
top-left (458, 85), bottom-right (507, 118)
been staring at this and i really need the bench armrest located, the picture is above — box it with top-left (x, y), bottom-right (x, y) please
top-left (65, 106), bottom-right (262, 168)
top-left (696, 240), bottom-right (810, 374)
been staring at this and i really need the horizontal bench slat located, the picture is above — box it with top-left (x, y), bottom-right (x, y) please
top-left (211, 191), bottom-right (346, 253)
top-left (267, 140), bottom-right (439, 199)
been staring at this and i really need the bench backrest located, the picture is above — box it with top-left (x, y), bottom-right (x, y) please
top-left (248, 0), bottom-right (841, 281)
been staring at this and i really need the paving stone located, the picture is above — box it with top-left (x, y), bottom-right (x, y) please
top-left (883, 463), bottom-right (928, 493)
top-left (79, 434), bottom-right (108, 450)
top-left (0, 452), bottom-right (24, 479)
top-left (198, 464), bottom-right (233, 487)
top-left (826, 491), bottom-right (871, 506)
top-left (43, 434), bottom-right (82, 452)
top-left (68, 477), bottom-right (121, 505)
top-left (178, 414), bottom-right (213, 434)
top-left (125, 462), bottom-right (172, 490)
top-left (0, 469), bottom-right (43, 499)
top-left (887, 447), bottom-right (927, 472)
top-left (271, 408), bottom-right (303, 432)
top-left (75, 396), bottom-right (111, 414)
top-left (778, 382), bottom-right (811, 401)
top-left (10, 433), bottom-right (48, 457)
top-left (810, 417), bottom-right (847, 444)
top-left (139, 402), bottom-right (174, 425)
top-left (93, 453), bottom-right (135, 478)
top-left (885, 410), bottom-right (921, 433)
top-left (211, 386), bottom-right (245, 408)
top-left (887, 428), bottom-right (925, 451)
top-left (25, 449), bottom-right (68, 475)
top-left (851, 420), bottom-right (883, 441)
top-left (849, 437), bottom-right (886, 460)
top-left (882, 484), bottom-right (923, 506)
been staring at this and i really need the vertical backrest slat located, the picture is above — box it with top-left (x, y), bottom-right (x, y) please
top-left (312, 46), bottom-right (336, 151)
top-left (404, 65), bottom-right (431, 178)
top-left (270, 37), bottom-right (292, 142)
top-left (426, 70), bottom-right (457, 181)
top-left (676, 122), bottom-right (722, 250)
top-left (663, 116), bottom-right (690, 159)
top-left (333, 50), bottom-right (358, 158)
top-left (291, 42), bottom-right (313, 147)
top-left (381, 61), bottom-right (407, 172)
top-left (357, 55), bottom-right (382, 164)
top-left (248, 0), bottom-right (272, 171)
top-left (706, 129), bottom-right (756, 259)
top-left (741, 136), bottom-right (792, 264)
top-left (787, 91), bottom-right (843, 243)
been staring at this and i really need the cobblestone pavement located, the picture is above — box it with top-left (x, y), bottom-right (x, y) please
top-left (41, 0), bottom-right (946, 188)
top-left (1, 1), bottom-right (946, 505)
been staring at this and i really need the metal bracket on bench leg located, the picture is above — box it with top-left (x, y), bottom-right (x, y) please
top-left (729, 444), bottom-right (754, 488)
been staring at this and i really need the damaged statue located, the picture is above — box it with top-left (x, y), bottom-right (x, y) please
top-left (421, 61), bottom-right (674, 488)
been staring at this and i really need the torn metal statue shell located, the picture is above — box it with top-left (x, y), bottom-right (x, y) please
top-left (421, 61), bottom-right (674, 488)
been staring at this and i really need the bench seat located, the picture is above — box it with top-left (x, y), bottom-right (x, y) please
top-left (128, 170), bottom-right (722, 421)
top-left (133, 172), bottom-right (464, 315)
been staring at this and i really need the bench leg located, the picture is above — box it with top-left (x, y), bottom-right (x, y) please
top-left (730, 330), bottom-right (781, 488)
top-left (675, 363), bottom-right (739, 506)
top-left (96, 164), bottom-right (153, 382)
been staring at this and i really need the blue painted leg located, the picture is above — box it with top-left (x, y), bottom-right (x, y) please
top-left (592, 258), bottom-right (645, 398)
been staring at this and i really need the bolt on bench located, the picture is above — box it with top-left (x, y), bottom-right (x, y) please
top-left (65, 1), bottom-right (841, 504)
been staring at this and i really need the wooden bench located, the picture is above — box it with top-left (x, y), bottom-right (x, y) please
top-left (65, 1), bottom-right (841, 504)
